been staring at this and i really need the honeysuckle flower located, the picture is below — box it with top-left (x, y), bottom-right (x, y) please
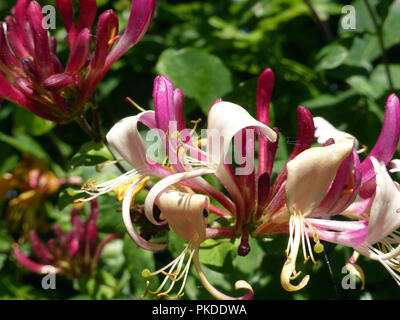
top-left (13, 199), bottom-right (119, 278)
top-left (0, 0), bottom-right (156, 123)
top-left (82, 67), bottom-right (400, 297)
top-left (313, 94), bottom-right (400, 199)
top-left (0, 155), bottom-right (82, 239)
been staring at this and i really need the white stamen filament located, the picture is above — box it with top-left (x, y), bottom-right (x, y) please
top-left (80, 168), bottom-right (139, 201)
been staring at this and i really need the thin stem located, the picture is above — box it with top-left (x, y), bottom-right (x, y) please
top-left (365, 0), bottom-right (394, 92)
top-left (305, 0), bottom-right (334, 42)
top-left (104, 141), bottom-right (127, 174)
top-left (77, 115), bottom-right (102, 142)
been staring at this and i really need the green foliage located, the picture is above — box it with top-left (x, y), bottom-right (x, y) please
top-left (0, 0), bottom-right (400, 301)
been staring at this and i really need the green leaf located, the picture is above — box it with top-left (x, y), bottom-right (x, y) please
top-left (199, 238), bottom-right (234, 272)
top-left (0, 132), bottom-right (48, 159)
top-left (96, 194), bottom-right (125, 234)
top-left (344, 34), bottom-right (380, 70)
top-left (382, 0), bottom-right (400, 49)
top-left (346, 75), bottom-right (380, 99)
top-left (70, 142), bottom-right (113, 169)
top-left (123, 234), bottom-right (159, 298)
top-left (370, 64), bottom-right (400, 95)
top-left (13, 108), bottom-right (55, 136)
top-left (301, 89), bottom-right (358, 110)
top-left (156, 48), bottom-right (233, 113)
top-left (315, 43), bottom-right (348, 71)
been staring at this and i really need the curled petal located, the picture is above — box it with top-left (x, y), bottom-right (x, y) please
top-left (360, 94), bottom-right (400, 197)
top-left (106, 0), bottom-right (156, 68)
top-left (144, 168), bottom-right (214, 225)
top-left (314, 117), bottom-right (359, 148)
top-left (106, 111), bottom-right (170, 177)
top-left (13, 244), bottom-right (58, 274)
top-left (122, 180), bottom-right (167, 252)
top-left (193, 249), bottom-right (253, 300)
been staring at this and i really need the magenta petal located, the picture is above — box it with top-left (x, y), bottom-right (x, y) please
top-left (270, 106), bottom-right (314, 197)
top-left (27, 1), bottom-right (54, 77)
top-left (5, 16), bottom-right (29, 59)
top-left (77, 0), bottom-right (97, 33)
top-left (329, 148), bottom-right (362, 215)
top-left (0, 73), bottom-right (28, 106)
top-left (14, 78), bottom-right (33, 96)
top-left (43, 74), bottom-right (74, 91)
top-left (13, 0), bottom-right (30, 35)
top-left (257, 68), bottom-right (274, 175)
top-left (288, 106), bottom-right (315, 161)
top-left (66, 28), bottom-right (92, 75)
top-left (360, 94), bottom-right (400, 198)
top-left (13, 244), bottom-right (47, 274)
top-left (68, 237), bottom-right (80, 258)
top-left (0, 23), bottom-right (22, 72)
top-left (153, 75), bottom-right (174, 132)
top-left (311, 149), bottom-right (353, 216)
top-left (56, 0), bottom-right (76, 48)
top-left (105, 0), bottom-right (156, 68)
top-left (173, 88), bottom-right (186, 131)
top-left (86, 199), bottom-right (99, 251)
top-left (91, 10), bottom-right (119, 72)
top-left (256, 172), bottom-right (270, 219)
top-left (264, 127), bottom-right (280, 177)
top-left (29, 231), bottom-right (52, 264)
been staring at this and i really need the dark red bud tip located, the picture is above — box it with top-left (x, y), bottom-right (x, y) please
top-left (238, 229), bottom-right (251, 256)
top-left (43, 73), bottom-right (74, 91)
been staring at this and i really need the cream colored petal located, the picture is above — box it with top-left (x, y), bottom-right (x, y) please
top-left (314, 117), bottom-right (359, 148)
top-left (157, 191), bottom-right (209, 246)
top-left (286, 138), bottom-right (354, 217)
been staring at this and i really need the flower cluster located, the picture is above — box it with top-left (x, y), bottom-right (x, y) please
top-left (0, 155), bottom-right (82, 239)
top-left (83, 68), bottom-right (400, 299)
top-left (13, 199), bottom-right (119, 279)
top-left (0, 0), bottom-right (155, 123)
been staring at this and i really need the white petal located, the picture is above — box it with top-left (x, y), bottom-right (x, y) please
top-left (314, 117), bottom-right (359, 148)
top-left (206, 101), bottom-right (276, 167)
top-left (364, 157), bottom-right (400, 244)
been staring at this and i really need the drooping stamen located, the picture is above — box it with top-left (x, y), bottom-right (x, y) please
top-left (141, 245), bottom-right (195, 299)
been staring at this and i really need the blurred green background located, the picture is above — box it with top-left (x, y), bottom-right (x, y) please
top-left (0, 0), bottom-right (399, 300)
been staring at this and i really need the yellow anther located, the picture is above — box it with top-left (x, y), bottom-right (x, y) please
top-left (171, 131), bottom-right (180, 140)
top-left (314, 242), bottom-right (324, 254)
top-left (142, 269), bottom-right (151, 278)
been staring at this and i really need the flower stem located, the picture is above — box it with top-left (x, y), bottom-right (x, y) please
top-left (305, 0), bottom-right (333, 42)
top-left (365, 0), bottom-right (394, 93)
